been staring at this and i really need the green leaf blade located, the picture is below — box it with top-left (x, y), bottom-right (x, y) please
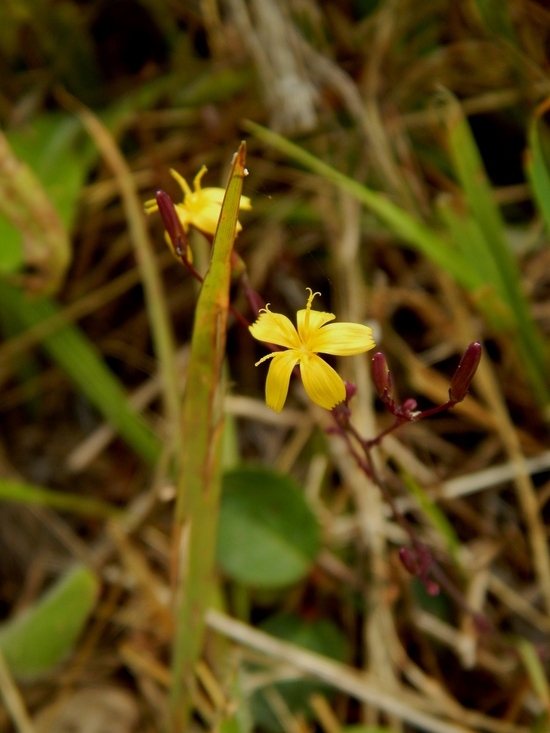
top-left (217, 467), bottom-right (321, 588)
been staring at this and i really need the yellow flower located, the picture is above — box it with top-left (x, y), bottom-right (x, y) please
top-left (250, 289), bottom-right (375, 413)
top-left (145, 165), bottom-right (252, 237)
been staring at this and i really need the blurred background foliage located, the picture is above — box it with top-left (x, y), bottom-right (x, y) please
top-left (2, 0), bottom-right (550, 731)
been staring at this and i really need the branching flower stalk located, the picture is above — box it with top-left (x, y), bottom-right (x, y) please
top-left (249, 291), bottom-right (486, 626)
top-left (329, 342), bottom-right (488, 628)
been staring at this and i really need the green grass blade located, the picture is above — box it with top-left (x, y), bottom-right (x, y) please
top-left (436, 194), bottom-right (514, 327)
top-left (0, 281), bottom-right (161, 465)
top-left (441, 92), bottom-right (520, 305)
top-left (170, 143), bottom-right (247, 732)
top-left (243, 120), bottom-right (482, 293)
top-left (516, 638), bottom-right (550, 708)
top-left (526, 103), bottom-right (550, 239)
top-left (243, 117), bottom-right (550, 406)
top-left (441, 92), bottom-right (550, 406)
top-left (0, 478), bottom-right (124, 520)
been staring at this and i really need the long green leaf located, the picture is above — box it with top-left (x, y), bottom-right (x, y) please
top-left (0, 478), bottom-right (124, 519)
top-left (526, 102), bottom-right (550, 240)
top-left (436, 194), bottom-right (513, 327)
top-left (441, 92), bottom-right (549, 406)
top-left (244, 117), bottom-right (550, 407)
top-left (243, 120), bottom-right (481, 293)
top-left (442, 92), bottom-right (522, 308)
top-left (170, 143), bottom-right (247, 732)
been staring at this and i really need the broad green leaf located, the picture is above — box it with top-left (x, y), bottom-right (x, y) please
top-left (0, 113), bottom-right (96, 291)
top-left (0, 565), bottom-right (99, 681)
top-left (251, 614), bottom-right (348, 733)
top-left (0, 479), bottom-right (124, 520)
top-left (8, 113), bottom-right (93, 230)
top-left (0, 281), bottom-right (161, 465)
top-left (217, 467), bottom-right (321, 588)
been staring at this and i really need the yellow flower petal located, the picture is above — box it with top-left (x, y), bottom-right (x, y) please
top-left (197, 187), bottom-right (225, 205)
top-left (296, 308), bottom-right (335, 343)
top-left (265, 350), bottom-right (300, 413)
top-left (300, 354), bottom-right (346, 410)
top-left (174, 204), bottom-right (192, 231)
top-left (186, 203), bottom-right (223, 235)
top-left (238, 195), bottom-right (252, 210)
top-left (308, 322), bottom-right (375, 356)
top-left (249, 311), bottom-right (301, 350)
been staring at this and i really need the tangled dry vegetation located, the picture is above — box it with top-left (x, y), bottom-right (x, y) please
top-left (1, 1), bottom-right (550, 732)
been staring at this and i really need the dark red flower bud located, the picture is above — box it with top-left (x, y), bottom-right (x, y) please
top-left (398, 547), bottom-right (417, 575)
top-left (155, 190), bottom-right (189, 260)
top-left (372, 352), bottom-right (393, 400)
top-left (449, 342), bottom-right (482, 403)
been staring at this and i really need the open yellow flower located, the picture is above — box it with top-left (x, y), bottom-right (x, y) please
top-left (250, 289), bottom-right (375, 413)
top-left (145, 165), bottom-right (252, 238)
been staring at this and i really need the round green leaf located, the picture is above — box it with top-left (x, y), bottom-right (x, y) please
top-left (217, 467), bottom-right (320, 588)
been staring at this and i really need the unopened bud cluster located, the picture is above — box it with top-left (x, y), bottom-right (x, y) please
top-left (372, 342), bottom-right (482, 424)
